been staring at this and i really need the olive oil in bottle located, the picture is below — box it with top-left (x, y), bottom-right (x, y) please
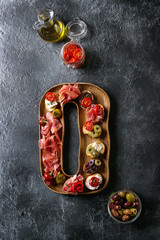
top-left (38, 19), bottom-right (65, 42)
top-left (33, 9), bottom-right (65, 42)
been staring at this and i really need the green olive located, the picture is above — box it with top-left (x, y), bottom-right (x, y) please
top-left (56, 172), bottom-right (66, 184)
top-left (52, 109), bottom-right (61, 118)
top-left (118, 191), bottom-right (126, 198)
top-left (95, 159), bottom-right (101, 167)
top-left (86, 146), bottom-right (94, 154)
top-left (118, 210), bottom-right (123, 216)
top-left (90, 131), bottom-right (100, 138)
top-left (130, 208), bottom-right (137, 216)
top-left (92, 150), bottom-right (100, 158)
top-left (94, 125), bottom-right (102, 133)
top-left (126, 193), bottom-right (135, 203)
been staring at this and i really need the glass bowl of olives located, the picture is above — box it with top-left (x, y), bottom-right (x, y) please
top-left (108, 189), bottom-right (142, 224)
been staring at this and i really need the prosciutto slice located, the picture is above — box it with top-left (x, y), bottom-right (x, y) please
top-left (39, 135), bottom-right (46, 149)
top-left (43, 157), bottom-right (61, 177)
top-left (41, 122), bottom-right (51, 136)
top-left (46, 112), bottom-right (62, 134)
top-left (40, 113), bottom-right (62, 136)
top-left (59, 83), bottom-right (81, 107)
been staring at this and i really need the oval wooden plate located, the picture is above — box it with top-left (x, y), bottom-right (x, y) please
top-left (39, 83), bottom-right (110, 194)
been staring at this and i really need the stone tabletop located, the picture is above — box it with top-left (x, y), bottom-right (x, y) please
top-left (1, 0), bottom-right (160, 239)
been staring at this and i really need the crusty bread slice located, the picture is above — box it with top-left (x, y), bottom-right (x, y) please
top-left (86, 142), bottom-right (105, 158)
top-left (82, 125), bottom-right (102, 138)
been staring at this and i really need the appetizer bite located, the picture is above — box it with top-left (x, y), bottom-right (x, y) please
top-left (83, 121), bottom-right (102, 138)
top-left (85, 173), bottom-right (103, 191)
top-left (86, 104), bottom-right (104, 123)
top-left (83, 159), bottom-right (102, 174)
top-left (59, 83), bottom-right (81, 107)
top-left (79, 90), bottom-right (94, 109)
top-left (86, 141), bottom-right (105, 158)
top-left (63, 174), bottom-right (84, 194)
top-left (45, 92), bottom-right (58, 112)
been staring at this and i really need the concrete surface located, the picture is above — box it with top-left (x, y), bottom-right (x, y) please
top-left (0, 0), bottom-right (160, 239)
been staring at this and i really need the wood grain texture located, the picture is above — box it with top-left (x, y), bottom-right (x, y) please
top-left (39, 83), bottom-right (110, 194)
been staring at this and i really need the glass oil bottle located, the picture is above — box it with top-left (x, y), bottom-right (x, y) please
top-left (33, 9), bottom-right (65, 42)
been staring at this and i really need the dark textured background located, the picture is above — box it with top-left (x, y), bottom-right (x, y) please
top-left (1, 0), bottom-right (160, 239)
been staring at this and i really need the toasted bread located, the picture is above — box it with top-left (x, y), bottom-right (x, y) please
top-left (86, 142), bottom-right (105, 158)
top-left (83, 159), bottom-right (102, 174)
top-left (85, 173), bottom-right (103, 190)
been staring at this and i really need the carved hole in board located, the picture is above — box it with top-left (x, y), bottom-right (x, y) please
top-left (62, 102), bottom-right (79, 176)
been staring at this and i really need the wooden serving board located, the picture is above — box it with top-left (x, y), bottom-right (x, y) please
top-left (39, 83), bottom-right (110, 194)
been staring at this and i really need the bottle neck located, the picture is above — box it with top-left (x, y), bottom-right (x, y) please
top-left (43, 18), bottom-right (54, 28)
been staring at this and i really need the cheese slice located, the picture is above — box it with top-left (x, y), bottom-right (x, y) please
top-left (45, 98), bottom-right (58, 112)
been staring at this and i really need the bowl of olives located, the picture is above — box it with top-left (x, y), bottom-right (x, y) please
top-left (108, 189), bottom-right (142, 224)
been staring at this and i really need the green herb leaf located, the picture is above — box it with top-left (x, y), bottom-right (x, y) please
top-left (93, 179), bottom-right (97, 183)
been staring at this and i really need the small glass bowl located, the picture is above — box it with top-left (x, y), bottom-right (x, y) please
top-left (108, 189), bottom-right (142, 224)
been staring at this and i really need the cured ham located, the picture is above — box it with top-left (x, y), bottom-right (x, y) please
top-left (59, 83), bottom-right (81, 107)
top-left (41, 133), bottom-right (62, 173)
top-left (39, 112), bottom-right (62, 178)
top-left (86, 104), bottom-right (104, 123)
top-left (39, 135), bottom-right (46, 149)
top-left (41, 122), bottom-right (51, 136)
top-left (46, 112), bottom-right (62, 134)
top-left (41, 113), bottom-right (62, 136)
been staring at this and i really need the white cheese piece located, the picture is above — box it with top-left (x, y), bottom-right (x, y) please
top-left (85, 174), bottom-right (102, 190)
top-left (45, 98), bottom-right (58, 111)
top-left (92, 142), bottom-right (103, 152)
